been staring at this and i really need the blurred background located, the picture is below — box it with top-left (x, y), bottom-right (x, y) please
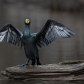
top-left (0, 0), bottom-right (84, 83)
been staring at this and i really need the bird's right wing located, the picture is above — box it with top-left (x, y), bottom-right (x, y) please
top-left (0, 23), bottom-right (23, 46)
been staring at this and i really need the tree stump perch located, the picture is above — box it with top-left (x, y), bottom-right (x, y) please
top-left (1, 60), bottom-right (84, 81)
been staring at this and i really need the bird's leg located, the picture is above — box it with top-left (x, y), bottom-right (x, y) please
top-left (17, 58), bottom-right (30, 66)
top-left (25, 58), bottom-right (30, 66)
top-left (33, 59), bottom-right (37, 67)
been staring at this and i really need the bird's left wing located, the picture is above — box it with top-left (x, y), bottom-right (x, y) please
top-left (0, 23), bottom-right (23, 46)
top-left (35, 19), bottom-right (75, 48)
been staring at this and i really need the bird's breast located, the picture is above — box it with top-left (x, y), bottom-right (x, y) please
top-left (24, 37), bottom-right (38, 56)
top-left (23, 35), bottom-right (36, 47)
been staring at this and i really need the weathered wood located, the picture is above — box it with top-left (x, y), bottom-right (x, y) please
top-left (1, 60), bottom-right (84, 80)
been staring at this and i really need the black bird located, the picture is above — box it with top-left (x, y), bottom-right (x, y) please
top-left (0, 19), bottom-right (75, 66)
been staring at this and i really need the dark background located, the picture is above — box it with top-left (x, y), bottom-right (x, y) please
top-left (0, 0), bottom-right (84, 84)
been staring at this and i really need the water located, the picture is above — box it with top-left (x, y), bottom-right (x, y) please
top-left (0, 1), bottom-right (84, 84)
top-left (1, 79), bottom-right (84, 84)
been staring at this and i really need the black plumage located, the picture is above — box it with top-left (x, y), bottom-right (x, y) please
top-left (0, 19), bottom-right (75, 66)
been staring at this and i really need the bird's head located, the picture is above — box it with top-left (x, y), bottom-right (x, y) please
top-left (24, 18), bottom-right (31, 25)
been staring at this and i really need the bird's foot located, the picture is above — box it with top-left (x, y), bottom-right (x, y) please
top-left (17, 64), bottom-right (30, 67)
top-left (33, 64), bottom-right (37, 67)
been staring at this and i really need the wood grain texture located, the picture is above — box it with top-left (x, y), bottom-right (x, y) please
top-left (1, 60), bottom-right (84, 80)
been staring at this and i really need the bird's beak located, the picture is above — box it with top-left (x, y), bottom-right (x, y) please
top-left (25, 21), bottom-right (29, 24)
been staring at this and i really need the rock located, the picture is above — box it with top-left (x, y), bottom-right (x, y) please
top-left (1, 60), bottom-right (84, 81)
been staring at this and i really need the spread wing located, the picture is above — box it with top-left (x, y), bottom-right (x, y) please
top-left (0, 23), bottom-right (23, 46)
top-left (35, 19), bottom-right (75, 48)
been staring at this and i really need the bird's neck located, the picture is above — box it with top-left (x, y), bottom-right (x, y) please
top-left (23, 24), bottom-right (30, 36)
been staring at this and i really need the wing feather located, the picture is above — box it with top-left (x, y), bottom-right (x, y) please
top-left (0, 30), bottom-right (7, 42)
top-left (0, 23), bottom-right (23, 47)
top-left (35, 19), bottom-right (75, 48)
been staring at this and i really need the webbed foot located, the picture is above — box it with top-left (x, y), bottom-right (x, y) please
top-left (33, 64), bottom-right (37, 67)
top-left (17, 64), bottom-right (30, 67)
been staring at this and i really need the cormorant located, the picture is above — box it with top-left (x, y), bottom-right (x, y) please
top-left (0, 19), bottom-right (75, 66)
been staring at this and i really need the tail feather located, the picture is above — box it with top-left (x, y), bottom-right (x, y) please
top-left (37, 60), bottom-right (41, 65)
top-left (32, 58), bottom-right (41, 65)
